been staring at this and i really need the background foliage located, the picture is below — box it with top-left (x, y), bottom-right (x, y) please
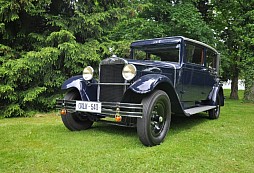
top-left (0, 0), bottom-right (253, 117)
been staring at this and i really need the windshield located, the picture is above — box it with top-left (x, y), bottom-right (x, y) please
top-left (132, 43), bottom-right (180, 63)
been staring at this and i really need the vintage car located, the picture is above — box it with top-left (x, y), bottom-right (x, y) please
top-left (56, 36), bottom-right (224, 146)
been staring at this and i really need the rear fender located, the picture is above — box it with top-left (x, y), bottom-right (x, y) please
top-left (61, 75), bottom-right (97, 101)
top-left (208, 84), bottom-right (224, 106)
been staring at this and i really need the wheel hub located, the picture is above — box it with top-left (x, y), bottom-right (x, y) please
top-left (150, 104), bottom-right (166, 136)
top-left (159, 116), bottom-right (163, 123)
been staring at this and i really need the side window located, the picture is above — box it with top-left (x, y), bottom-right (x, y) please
top-left (206, 49), bottom-right (217, 69)
top-left (186, 44), bottom-right (204, 65)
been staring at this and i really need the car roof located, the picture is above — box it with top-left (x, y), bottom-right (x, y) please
top-left (130, 36), bottom-right (219, 54)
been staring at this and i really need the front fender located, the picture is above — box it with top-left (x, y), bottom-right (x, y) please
top-left (127, 74), bottom-right (185, 115)
top-left (61, 75), bottom-right (97, 101)
top-left (129, 74), bottom-right (173, 94)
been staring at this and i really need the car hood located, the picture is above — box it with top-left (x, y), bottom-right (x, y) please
top-left (100, 57), bottom-right (181, 70)
top-left (127, 59), bottom-right (181, 69)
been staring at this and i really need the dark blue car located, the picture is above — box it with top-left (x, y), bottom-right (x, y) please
top-left (56, 36), bottom-right (224, 146)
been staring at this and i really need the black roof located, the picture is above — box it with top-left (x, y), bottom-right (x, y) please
top-left (131, 36), bottom-right (219, 54)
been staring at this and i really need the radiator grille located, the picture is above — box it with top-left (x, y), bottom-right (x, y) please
top-left (99, 64), bottom-right (125, 102)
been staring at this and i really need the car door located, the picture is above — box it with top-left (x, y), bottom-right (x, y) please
top-left (180, 43), bottom-right (207, 108)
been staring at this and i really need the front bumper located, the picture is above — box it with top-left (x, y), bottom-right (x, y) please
top-left (56, 99), bottom-right (143, 118)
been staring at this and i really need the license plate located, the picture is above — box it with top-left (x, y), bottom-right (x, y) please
top-left (75, 101), bottom-right (102, 113)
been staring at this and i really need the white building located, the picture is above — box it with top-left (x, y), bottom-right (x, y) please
top-left (223, 80), bottom-right (245, 90)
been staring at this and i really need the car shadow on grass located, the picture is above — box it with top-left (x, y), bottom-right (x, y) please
top-left (89, 113), bottom-right (210, 138)
top-left (91, 122), bottom-right (137, 137)
top-left (170, 113), bottom-right (210, 134)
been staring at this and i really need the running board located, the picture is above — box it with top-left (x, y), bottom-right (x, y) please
top-left (184, 106), bottom-right (216, 115)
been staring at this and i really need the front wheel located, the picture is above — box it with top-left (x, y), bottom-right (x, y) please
top-left (61, 90), bottom-right (94, 131)
top-left (137, 90), bottom-right (171, 146)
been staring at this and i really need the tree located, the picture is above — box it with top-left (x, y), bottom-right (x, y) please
top-left (206, 0), bottom-right (254, 101)
top-left (0, 0), bottom-right (128, 117)
top-left (241, 7), bottom-right (254, 102)
top-left (108, 0), bottom-right (215, 56)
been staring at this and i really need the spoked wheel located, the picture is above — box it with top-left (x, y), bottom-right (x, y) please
top-left (137, 90), bottom-right (171, 146)
top-left (61, 90), bottom-right (93, 131)
top-left (209, 95), bottom-right (221, 119)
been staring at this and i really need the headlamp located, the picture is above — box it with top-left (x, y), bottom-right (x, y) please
top-left (83, 66), bottom-right (94, 81)
top-left (122, 64), bottom-right (137, 81)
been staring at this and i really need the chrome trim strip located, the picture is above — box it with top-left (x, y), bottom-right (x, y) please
top-left (98, 83), bottom-right (130, 86)
top-left (103, 102), bottom-right (143, 110)
top-left (97, 66), bottom-right (101, 101)
top-left (101, 109), bottom-right (142, 117)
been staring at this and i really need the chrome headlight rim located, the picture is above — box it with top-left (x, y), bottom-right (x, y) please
top-left (122, 64), bottom-right (137, 81)
top-left (83, 66), bottom-right (94, 81)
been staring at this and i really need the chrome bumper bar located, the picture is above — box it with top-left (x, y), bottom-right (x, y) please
top-left (56, 99), bottom-right (143, 118)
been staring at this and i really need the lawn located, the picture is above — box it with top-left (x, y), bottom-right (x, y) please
top-left (0, 90), bottom-right (253, 173)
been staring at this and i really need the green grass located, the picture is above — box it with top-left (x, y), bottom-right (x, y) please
top-left (0, 90), bottom-right (253, 173)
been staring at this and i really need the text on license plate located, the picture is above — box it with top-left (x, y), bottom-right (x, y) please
top-left (75, 101), bottom-right (101, 113)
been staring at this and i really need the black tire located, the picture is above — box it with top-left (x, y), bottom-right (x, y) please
top-left (209, 95), bottom-right (221, 119)
top-left (61, 91), bottom-right (93, 131)
top-left (137, 90), bottom-right (171, 146)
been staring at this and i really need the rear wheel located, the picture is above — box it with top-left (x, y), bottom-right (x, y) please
top-left (61, 90), bottom-right (93, 131)
top-left (209, 95), bottom-right (221, 119)
top-left (137, 90), bottom-right (171, 146)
